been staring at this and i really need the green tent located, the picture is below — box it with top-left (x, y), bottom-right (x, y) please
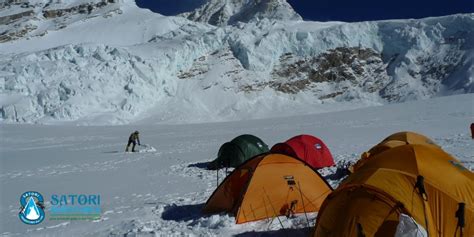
top-left (207, 134), bottom-right (269, 169)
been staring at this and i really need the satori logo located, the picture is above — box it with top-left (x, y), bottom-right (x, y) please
top-left (49, 194), bottom-right (101, 221)
top-left (19, 191), bottom-right (45, 225)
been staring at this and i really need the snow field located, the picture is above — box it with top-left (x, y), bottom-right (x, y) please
top-left (1, 94), bottom-right (473, 236)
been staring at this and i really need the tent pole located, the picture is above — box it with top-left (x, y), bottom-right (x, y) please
top-left (263, 188), bottom-right (285, 230)
top-left (421, 199), bottom-right (430, 237)
top-left (262, 195), bottom-right (277, 230)
top-left (415, 176), bottom-right (430, 237)
top-left (297, 181), bottom-right (310, 228)
top-left (263, 195), bottom-right (278, 231)
top-left (216, 168), bottom-right (219, 188)
top-left (267, 217), bottom-right (275, 230)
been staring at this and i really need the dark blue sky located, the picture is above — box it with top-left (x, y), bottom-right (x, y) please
top-left (136, 0), bottom-right (474, 22)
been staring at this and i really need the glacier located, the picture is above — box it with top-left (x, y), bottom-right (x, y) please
top-left (0, 0), bottom-right (473, 124)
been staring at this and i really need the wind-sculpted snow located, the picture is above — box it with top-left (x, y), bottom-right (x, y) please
top-left (0, 0), bottom-right (473, 124)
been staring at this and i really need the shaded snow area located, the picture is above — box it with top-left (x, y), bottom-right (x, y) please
top-left (1, 94), bottom-right (472, 236)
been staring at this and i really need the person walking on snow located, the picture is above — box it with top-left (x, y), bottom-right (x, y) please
top-left (126, 131), bottom-right (141, 152)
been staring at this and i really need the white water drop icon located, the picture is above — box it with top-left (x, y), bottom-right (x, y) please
top-left (22, 197), bottom-right (40, 220)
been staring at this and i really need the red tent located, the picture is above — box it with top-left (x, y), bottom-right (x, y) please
top-left (271, 134), bottom-right (335, 169)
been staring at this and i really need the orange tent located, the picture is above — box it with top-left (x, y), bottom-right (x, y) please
top-left (314, 185), bottom-right (410, 237)
top-left (352, 131), bottom-right (439, 172)
top-left (203, 153), bottom-right (332, 224)
top-left (313, 144), bottom-right (474, 237)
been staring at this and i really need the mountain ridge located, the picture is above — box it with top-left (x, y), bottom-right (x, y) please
top-left (0, 0), bottom-right (472, 125)
top-left (179, 0), bottom-right (302, 26)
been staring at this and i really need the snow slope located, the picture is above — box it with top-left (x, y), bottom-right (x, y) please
top-left (0, 1), bottom-right (189, 54)
top-left (0, 0), bottom-right (473, 124)
top-left (0, 94), bottom-right (472, 236)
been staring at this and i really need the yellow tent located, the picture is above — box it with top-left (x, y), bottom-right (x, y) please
top-left (314, 144), bottom-right (474, 237)
top-left (352, 131), bottom-right (440, 172)
top-left (203, 153), bottom-right (332, 224)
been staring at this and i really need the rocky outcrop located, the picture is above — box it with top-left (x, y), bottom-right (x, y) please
top-left (180, 0), bottom-right (302, 26)
top-left (240, 47), bottom-right (390, 98)
top-left (0, 0), bottom-right (119, 43)
top-left (0, 10), bottom-right (34, 25)
top-left (43, 0), bottom-right (116, 19)
top-left (0, 23), bottom-right (37, 43)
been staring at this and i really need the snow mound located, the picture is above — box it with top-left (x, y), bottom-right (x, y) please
top-left (137, 144), bottom-right (156, 153)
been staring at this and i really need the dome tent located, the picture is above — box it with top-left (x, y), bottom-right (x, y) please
top-left (203, 153), bottom-right (332, 224)
top-left (207, 134), bottom-right (269, 169)
top-left (271, 134), bottom-right (335, 169)
top-left (352, 131), bottom-right (440, 172)
top-left (313, 144), bottom-right (474, 237)
top-left (367, 131), bottom-right (439, 157)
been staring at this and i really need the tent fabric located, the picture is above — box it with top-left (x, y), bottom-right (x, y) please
top-left (314, 185), bottom-right (409, 237)
top-left (203, 153), bottom-right (333, 224)
top-left (313, 144), bottom-right (474, 237)
top-left (352, 131), bottom-right (439, 172)
top-left (366, 131), bottom-right (439, 157)
top-left (382, 131), bottom-right (438, 144)
top-left (207, 134), bottom-right (269, 169)
top-left (270, 134), bottom-right (335, 169)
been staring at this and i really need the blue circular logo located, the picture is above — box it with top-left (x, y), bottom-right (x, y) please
top-left (19, 191), bottom-right (45, 225)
